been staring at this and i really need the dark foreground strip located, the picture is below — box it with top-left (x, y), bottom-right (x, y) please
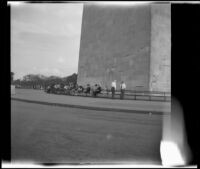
top-left (11, 98), bottom-right (168, 115)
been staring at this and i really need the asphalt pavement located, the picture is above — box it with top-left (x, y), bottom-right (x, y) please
top-left (11, 100), bottom-right (163, 164)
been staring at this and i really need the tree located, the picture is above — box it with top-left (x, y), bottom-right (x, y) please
top-left (16, 73), bottom-right (78, 89)
top-left (63, 73), bottom-right (77, 85)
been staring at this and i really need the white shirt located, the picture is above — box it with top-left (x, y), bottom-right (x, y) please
top-left (111, 81), bottom-right (117, 89)
top-left (120, 83), bottom-right (126, 89)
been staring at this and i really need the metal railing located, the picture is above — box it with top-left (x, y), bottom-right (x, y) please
top-left (45, 88), bottom-right (171, 102)
top-left (95, 89), bottom-right (171, 102)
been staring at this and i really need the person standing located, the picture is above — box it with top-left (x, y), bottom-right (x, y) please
top-left (120, 81), bottom-right (126, 100)
top-left (92, 84), bottom-right (98, 97)
top-left (111, 80), bottom-right (117, 99)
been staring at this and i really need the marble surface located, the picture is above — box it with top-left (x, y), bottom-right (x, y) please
top-left (78, 4), bottom-right (151, 90)
top-left (77, 3), bottom-right (171, 92)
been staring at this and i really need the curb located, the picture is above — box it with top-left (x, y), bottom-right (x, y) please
top-left (11, 98), bottom-right (169, 115)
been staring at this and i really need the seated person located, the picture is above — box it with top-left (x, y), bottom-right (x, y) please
top-left (77, 85), bottom-right (84, 93)
top-left (57, 84), bottom-right (61, 92)
top-left (84, 84), bottom-right (91, 94)
top-left (46, 86), bottom-right (51, 93)
top-left (93, 84), bottom-right (101, 97)
top-left (64, 85), bottom-right (70, 95)
top-left (49, 84), bottom-right (56, 93)
top-left (64, 85), bottom-right (69, 90)
top-left (97, 85), bottom-right (102, 93)
top-left (57, 84), bottom-right (61, 88)
top-left (69, 83), bottom-right (74, 89)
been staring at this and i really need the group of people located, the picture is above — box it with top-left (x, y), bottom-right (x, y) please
top-left (46, 83), bottom-right (75, 94)
top-left (45, 80), bottom-right (126, 99)
top-left (111, 80), bottom-right (126, 100)
top-left (78, 84), bottom-right (102, 97)
top-left (46, 83), bottom-right (102, 97)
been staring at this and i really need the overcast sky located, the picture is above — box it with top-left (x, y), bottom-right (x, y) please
top-left (11, 3), bottom-right (83, 80)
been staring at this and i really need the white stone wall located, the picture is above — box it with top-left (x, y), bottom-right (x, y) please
top-left (78, 4), bottom-right (151, 90)
top-left (149, 4), bottom-right (171, 92)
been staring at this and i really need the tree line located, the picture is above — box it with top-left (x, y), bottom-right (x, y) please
top-left (11, 72), bottom-right (77, 89)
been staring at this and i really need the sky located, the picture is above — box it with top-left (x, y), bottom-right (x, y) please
top-left (11, 2), bottom-right (83, 80)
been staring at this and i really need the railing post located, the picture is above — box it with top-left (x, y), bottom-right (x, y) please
top-left (149, 91), bottom-right (151, 101)
top-left (135, 90), bottom-right (136, 100)
top-left (164, 92), bottom-right (166, 101)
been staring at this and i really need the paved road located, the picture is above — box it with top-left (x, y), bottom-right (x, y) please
top-left (11, 100), bottom-right (163, 164)
top-left (11, 89), bottom-right (171, 113)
